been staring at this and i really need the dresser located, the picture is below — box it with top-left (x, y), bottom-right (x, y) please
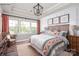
top-left (67, 35), bottom-right (79, 53)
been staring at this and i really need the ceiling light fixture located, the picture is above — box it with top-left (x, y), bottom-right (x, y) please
top-left (33, 3), bottom-right (43, 16)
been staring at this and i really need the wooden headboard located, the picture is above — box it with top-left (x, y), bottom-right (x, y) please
top-left (48, 24), bottom-right (69, 31)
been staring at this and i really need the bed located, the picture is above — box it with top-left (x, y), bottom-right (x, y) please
top-left (30, 24), bottom-right (69, 56)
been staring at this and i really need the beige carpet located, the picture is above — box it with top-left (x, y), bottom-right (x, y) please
top-left (16, 43), bottom-right (41, 56)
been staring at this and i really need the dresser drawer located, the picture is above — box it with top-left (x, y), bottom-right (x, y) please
top-left (71, 44), bottom-right (76, 49)
top-left (77, 39), bottom-right (79, 43)
top-left (77, 47), bottom-right (79, 53)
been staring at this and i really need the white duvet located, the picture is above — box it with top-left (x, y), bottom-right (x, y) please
top-left (31, 34), bottom-right (56, 50)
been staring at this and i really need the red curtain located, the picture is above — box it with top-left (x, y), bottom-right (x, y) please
top-left (2, 14), bottom-right (9, 32)
top-left (37, 20), bottom-right (40, 34)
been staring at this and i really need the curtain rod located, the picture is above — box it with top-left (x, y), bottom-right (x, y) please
top-left (2, 14), bottom-right (38, 21)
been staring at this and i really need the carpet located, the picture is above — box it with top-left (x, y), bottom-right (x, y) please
top-left (6, 40), bottom-right (41, 56)
top-left (16, 43), bottom-right (41, 56)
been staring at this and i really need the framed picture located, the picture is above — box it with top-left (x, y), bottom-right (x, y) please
top-left (53, 17), bottom-right (59, 24)
top-left (60, 14), bottom-right (69, 23)
top-left (48, 18), bottom-right (53, 25)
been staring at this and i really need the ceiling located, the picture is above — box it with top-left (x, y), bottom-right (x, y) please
top-left (0, 3), bottom-right (71, 20)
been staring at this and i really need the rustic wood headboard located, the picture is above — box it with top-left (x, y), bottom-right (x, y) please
top-left (48, 24), bottom-right (69, 31)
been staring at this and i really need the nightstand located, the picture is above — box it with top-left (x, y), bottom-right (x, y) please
top-left (67, 35), bottom-right (79, 54)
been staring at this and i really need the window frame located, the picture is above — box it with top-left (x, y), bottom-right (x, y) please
top-left (9, 17), bottom-right (37, 34)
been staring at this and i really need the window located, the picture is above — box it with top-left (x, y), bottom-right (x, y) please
top-left (20, 21), bottom-right (30, 33)
top-left (9, 20), bottom-right (18, 34)
top-left (31, 22), bottom-right (37, 33)
top-left (9, 17), bottom-right (37, 34)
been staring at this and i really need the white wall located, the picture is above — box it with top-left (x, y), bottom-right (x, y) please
top-left (76, 5), bottom-right (79, 25)
top-left (0, 5), bottom-right (2, 32)
top-left (40, 4), bottom-right (79, 32)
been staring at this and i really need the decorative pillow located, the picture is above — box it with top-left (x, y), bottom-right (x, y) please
top-left (59, 31), bottom-right (68, 37)
top-left (53, 30), bottom-right (60, 35)
top-left (7, 34), bottom-right (11, 39)
top-left (44, 30), bottom-right (62, 36)
top-left (44, 30), bottom-right (55, 35)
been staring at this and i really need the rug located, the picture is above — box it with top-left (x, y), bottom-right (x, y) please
top-left (16, 43), bottom-right (41, 56)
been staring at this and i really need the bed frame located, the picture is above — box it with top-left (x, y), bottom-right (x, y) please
top-left (30, 43), bottom-right (44, 55)
top-left (48, 24), bottom-right (69, 31)
top-left (30, 24), bottom-right (69, 56)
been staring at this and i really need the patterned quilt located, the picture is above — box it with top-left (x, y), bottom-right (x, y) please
top-left (42, 37), bottom-right (64, 55)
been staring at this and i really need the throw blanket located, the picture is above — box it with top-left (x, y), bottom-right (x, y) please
top-left (43, 37), bottom-right (64, 55)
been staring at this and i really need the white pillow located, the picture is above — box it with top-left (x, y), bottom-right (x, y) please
top-left (44, 30), bottom-right (54, 35)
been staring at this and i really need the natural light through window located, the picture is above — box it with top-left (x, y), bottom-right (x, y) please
top-left (9, 20), bottom-right (18, 34)
top-left (9, 17), bottom-right (37, 34)
top-left (20, 21), bottom-right (30, 33)
top-left (31, 22), bottom-right (37, 33)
